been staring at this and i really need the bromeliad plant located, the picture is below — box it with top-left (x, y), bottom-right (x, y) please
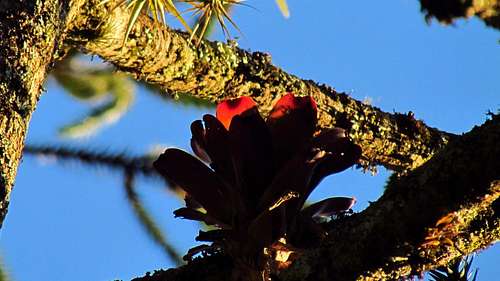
top-left (104, 0), bottom-right (291, 45)
top-left (154, 93), bottom-right (361, 280)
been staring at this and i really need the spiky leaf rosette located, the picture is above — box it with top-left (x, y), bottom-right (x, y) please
top-left (100, 0), bottom-right (191, 44)
top-left (154, 93), bottom-right (361, 277)
top-left (184, 0), bottom-right (245, 45)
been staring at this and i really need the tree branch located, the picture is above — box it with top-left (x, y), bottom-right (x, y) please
top-left (0, 0), bottom-right (495, 279)
top-left (131, 114), bottom-right (500, 281)
top-left (124, 169), bottom-right (183, 265)
top-left (420, 0), bottom-right (500, 30)
top-left (24, 144), bottom-right (158, 177)
top-left (65, 0), bottom-right (455, 174)
top-left (0, 0), bottom-right (86, 228)
top-left (24, 144), bottom-right (185, 264)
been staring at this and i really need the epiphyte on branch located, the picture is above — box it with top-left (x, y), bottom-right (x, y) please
top-left (154, 93), bottom-right (361, 279)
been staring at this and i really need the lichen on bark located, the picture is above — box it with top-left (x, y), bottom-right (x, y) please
top-left (65, 1), bottom-right (453, 174)
top-left (0, 0), bottom-right (82, 227)
top-left (0, 1), bottom-right (498, 280)
top-left (420, 0), bottom-right (500, 29)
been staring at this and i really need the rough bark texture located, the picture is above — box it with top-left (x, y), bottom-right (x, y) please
top-left (132, 115), bottom-right (500, 281)
top-left (0, 0), bottom-right (498, 280)
top-left (65, 0), bottom-right (454, 174)
top-left (0, 0), bottom-right (83, 227)
top-left (420, 0), bottom-right (500, 29)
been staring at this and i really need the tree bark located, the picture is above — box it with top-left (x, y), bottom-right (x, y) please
top-left (420, 0), bottom-right (500, 30)
top-left (0, 0), bottom-right (71, 227)
top-left (0, 1), bottom-right (498, 280)
top-left (66, 0), bottom-right (454, 174)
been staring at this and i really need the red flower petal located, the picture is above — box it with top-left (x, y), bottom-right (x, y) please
top-left (268, 93), bottom-right (317, 120)
top-left (216, 96), bottom-right (257, 129)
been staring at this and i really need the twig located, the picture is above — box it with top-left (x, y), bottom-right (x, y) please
top-left (24, 144), bottom-right (157, 178)
top-left (124, 170), bottom-right (183, 265)
top-left (24, 143), bottom-right (184, 264)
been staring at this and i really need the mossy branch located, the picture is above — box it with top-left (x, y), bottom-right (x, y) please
top-left (0, 0), bottom-right (87, 229)
top-left (66, 0), bottom-right (455, 174)
top-left (420, 0), bottom-right (500, 30)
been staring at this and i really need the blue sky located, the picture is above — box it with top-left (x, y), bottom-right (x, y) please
top-left (0, 0), bottom-right (498, 280)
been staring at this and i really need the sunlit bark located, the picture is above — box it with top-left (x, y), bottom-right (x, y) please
top-left (0, 1), bottom-right (498, 280)
top-left (0, 0), bottom-right (84, 227)
top-left (420, 0), bottom-right (500, 30)
top-left (66, 0), bottom-right (454, 173)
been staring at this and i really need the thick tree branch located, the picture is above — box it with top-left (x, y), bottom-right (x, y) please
top-left (420, 0), bottom-right (500, 30)
top-left (132, 115), bottom-right (500, 281)
top-left (284, 114), bottom-right (500, 280)
top-left (0, 0), bottom-right (85, 228)
top-left (0, 0), bottom-right (496, 280)
top-left (65, 1), bottom-right (454, 173)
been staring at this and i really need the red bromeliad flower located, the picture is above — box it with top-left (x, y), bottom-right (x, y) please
top-left (154, 93), bottom-right (361, 278)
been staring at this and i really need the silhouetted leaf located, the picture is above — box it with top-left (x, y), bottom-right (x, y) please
top-left (301, 197), bottom-right (356, 218)
top-left (154, 148), bottom-right (232, 223)
top-left (267, 93), bottom-right (318, 165)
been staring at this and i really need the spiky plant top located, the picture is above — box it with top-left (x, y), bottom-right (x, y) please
top-left (154, 93), bottom-right (361, 279)
top-left (104, 0), bottom-right (291, 45)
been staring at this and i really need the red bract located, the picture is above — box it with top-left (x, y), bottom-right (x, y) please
top-left (154, 93), bottom-right (361, 273)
